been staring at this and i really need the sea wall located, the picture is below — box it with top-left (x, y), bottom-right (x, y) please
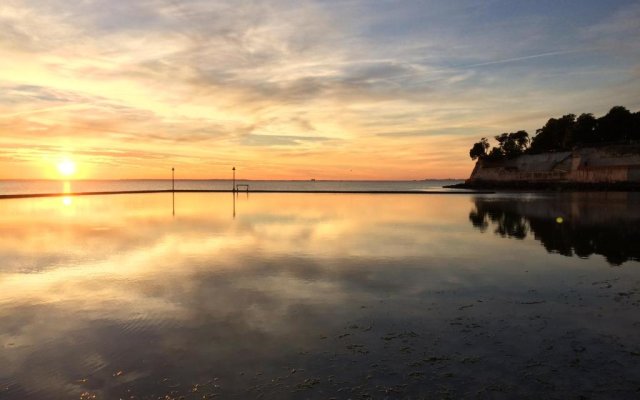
top-left (468, 144), bottom-right (640, 185)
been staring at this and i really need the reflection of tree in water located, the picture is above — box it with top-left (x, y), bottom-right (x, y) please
top-left (469, 197), bottom-right (640, 266)
top-left (469, 202), bottom-right (528, 239)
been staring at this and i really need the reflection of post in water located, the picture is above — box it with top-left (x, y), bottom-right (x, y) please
top-left (469, 194), bottom-right (640, 266)
top-left (171, 167), bottom-right (176, 217)
top-left (231, 190), bottom-right (249, 219)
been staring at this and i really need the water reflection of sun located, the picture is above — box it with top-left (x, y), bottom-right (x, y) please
top-left (62, 175), bottom-right (73, 207)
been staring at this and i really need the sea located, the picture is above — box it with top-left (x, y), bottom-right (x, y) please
top-left (0, 179), bottom-right (464, 195)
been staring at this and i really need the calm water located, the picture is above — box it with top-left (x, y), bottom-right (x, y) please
top-left (0, 179), bottom-right (464, 195)
top-left (0, 192), bottom-right (639, 399)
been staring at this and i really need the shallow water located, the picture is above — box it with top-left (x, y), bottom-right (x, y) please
top-left (0, 192), bottom-right (639, 399)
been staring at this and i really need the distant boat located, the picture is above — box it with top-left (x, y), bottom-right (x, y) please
top-left (310, 178), bottom-right (316, 181)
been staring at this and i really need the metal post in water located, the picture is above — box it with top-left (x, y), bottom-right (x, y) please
top-left (232, 166), bottom-right (236, 193)
top-left (172, 167), bottom-right (175, 192)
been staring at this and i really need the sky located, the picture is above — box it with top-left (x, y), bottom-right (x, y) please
top-left (0, 0), bottom-right (639, 180)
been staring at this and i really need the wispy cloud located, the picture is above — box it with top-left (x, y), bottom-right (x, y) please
top-left (241, 134), bottom-right (335, 147)
top-left (0, 104), bottom-right (88, 118)
top-left (458, 49), bottom-right (589, 69)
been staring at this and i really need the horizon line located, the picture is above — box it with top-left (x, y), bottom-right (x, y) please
top-left (0, 178), bottom-right (466, 182)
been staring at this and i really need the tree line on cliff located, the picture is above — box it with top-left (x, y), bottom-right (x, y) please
top-left (469, 106), bottom-right (640, 161)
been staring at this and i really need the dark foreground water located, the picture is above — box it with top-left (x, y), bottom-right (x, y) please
top-left (0, 192), bottom-right (639, 399)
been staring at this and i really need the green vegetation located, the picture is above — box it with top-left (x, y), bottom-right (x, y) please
top-left (469, 106), bottom-right (640, 160)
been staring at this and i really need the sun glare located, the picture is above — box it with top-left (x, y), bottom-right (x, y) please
top-left (57, 159), bottom-right (76, 176)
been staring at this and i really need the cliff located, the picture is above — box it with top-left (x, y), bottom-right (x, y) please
top-left (464, 144), bottom-right (640, 189)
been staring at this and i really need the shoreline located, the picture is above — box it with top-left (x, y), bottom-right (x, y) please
top-left (0, 189), bottom-right (494, 200)
top-left (445, 181), bottom-right (640, 191)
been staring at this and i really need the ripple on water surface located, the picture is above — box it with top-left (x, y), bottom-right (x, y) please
top-left (0, 192), bottom-right (639, 399)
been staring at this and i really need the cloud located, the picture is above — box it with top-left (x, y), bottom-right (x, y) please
top-left (457, 49), bottom-right (590, 69)
top-left (583, 2), bottom-right (640, 44)
top-left (240, 134), bottom-right (334, 147)
top-left (0, 0), bottom-right (638, 179)
top-left (376, 127), bottom-right (474, 138)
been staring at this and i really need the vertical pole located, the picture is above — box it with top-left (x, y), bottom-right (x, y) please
top-left (172, 167), bottom-right (175, 217)
top-left (232, 166), bottom-right (236, 193)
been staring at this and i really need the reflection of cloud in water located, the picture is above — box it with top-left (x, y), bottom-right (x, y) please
top-left (469, 193), bottom-right (640, 265)
top-left (1, 193), bottom-right (640, 398)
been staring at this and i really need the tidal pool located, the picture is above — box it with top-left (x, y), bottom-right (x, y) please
top-left (0, 192), bottom-right (639, 399)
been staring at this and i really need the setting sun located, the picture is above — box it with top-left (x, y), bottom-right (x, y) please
top-left (57, 159), bottom-right (76, 177)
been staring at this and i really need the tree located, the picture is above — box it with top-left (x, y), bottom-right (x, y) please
top-left (633, 112), bottom-right (640, 142)
top-left (494, 132), bottom-right (510, 152)
top-left (530, 114), bottom-right (576, 153)
top-left (571, 113), bottom-right (598, 144)
top-left (469, 137), bottom-right (490, 160)
top-left (596, 106), bottom-right (634, 143)
top-left (493, 131), bottom-right (530, 158)
top-left (512, 130), bottom-right (530, 150)
top-left (468, 105), bottom-right (638, 160)
top-left (486, 147), bottom-right (504, 160)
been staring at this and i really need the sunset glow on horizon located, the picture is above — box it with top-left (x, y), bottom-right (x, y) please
top-left (1, 0), bottom-right (639, 180)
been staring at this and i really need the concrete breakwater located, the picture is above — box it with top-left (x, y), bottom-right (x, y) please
top-left (464, 144), bottom-right (640, 189)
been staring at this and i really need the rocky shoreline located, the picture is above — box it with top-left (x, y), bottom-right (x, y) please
top-left (445, 181), bottom-right (640, 191)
